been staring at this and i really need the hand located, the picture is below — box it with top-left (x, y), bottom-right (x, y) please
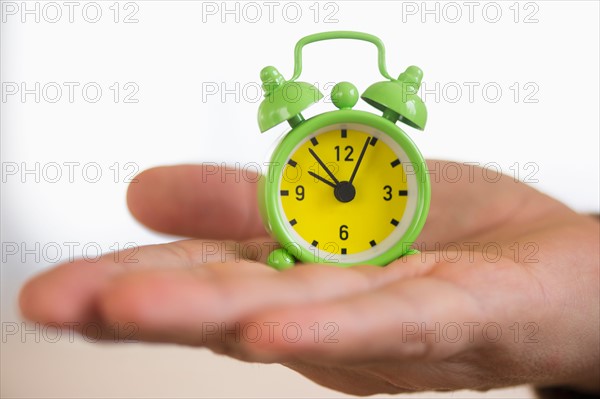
top-left (308, 170), bottom-right (336, 188)
top-left (309, 147), bottom-right (339, 186)
top-left (19, 161), bottom-right (599, 395)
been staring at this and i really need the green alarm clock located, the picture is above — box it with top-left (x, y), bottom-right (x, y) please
top-left (257, 31), bottom-right (430, 270)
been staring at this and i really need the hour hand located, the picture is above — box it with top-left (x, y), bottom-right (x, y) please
top-left (308, 171), bottom-right (337, 188)
top-left (308, 148), bottom-right (339, 185)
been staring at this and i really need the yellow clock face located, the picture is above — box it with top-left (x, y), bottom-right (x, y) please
top-left (278, 124), bottom-right (417, 263)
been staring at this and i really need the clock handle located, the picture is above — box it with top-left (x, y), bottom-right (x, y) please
top-left (290, 31), bottom-right (394, 82)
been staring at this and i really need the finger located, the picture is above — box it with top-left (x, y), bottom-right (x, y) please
top-left (96, 257), bottom-right (434, 346)
top-left (280, 361), bottom-right (471, 394)
top-left (19, 237), bottom-right (274, 327)
top-left (420, 160), bottom-right (557, 245)
top-left (282, 362), bottom-right (407, 396)
top-left (127, 165), bottom-right (266, 240)
top-left (235, 260), bottom-right (484, 365)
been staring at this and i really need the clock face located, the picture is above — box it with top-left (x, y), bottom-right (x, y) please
top-left (278, 123), bottom-right (419, 264)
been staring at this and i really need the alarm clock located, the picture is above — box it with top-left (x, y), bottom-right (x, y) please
top-left (256, 31), bottom-right (430, 270)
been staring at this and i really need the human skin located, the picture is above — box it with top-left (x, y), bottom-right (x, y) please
top-left (19, 161), bottom-right (599, 395)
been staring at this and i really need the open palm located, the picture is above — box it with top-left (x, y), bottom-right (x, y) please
top-left (20, 161), bottom-right (599, 395)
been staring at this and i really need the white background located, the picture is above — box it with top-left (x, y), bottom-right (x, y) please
top-left (1, 1), bottom-right (598, 397)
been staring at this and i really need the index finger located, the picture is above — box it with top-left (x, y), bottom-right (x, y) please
top-left (127, 164), bottom-right (266, 240)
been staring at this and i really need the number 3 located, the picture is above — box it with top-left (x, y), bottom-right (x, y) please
top-left (383, 185), bottom-right (392, 201)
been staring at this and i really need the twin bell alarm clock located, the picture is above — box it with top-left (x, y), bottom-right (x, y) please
top-left (256, 31), bottom-right (430, 270)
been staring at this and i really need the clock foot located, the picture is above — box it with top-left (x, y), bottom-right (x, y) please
top-left (403, 248), bottom-right (420, 256)
top-left (267, 248), bottom-right (296, 271)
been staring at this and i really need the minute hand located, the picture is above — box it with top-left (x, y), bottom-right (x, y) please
top-left (349, 137), bottom-right (371, 184)
top-left (309, 148), bottom-right (339, 185)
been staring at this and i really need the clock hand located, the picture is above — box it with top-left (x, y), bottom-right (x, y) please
top-left (349, 137), bottom-right (372, 184)
top-left (308, 171), bottom-right (337, 188)
top-left (308, 148), bottom-right (340, 185)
